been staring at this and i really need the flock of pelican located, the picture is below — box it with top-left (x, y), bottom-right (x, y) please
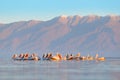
top-left (12, 53), bottom-right (105, 61)
top-left (12, 53), bottom-right (40, 61)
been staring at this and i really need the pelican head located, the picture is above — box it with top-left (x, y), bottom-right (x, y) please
top-left (12, 54), bottom-right (18, 59)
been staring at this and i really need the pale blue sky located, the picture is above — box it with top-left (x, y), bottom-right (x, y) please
top-left (0, 0), bottom-right (120, 23)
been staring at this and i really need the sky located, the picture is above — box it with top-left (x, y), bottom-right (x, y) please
top-left (0, 0), bottom-right (120, 23)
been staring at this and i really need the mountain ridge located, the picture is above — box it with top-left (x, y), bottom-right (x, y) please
top-left (1, 15), bottom-right (120, 24)
top-left (0, 15), bottom-right (120, 56)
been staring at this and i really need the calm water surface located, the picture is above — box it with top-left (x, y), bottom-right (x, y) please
top-left (0, 58), bottom-right (120, 80)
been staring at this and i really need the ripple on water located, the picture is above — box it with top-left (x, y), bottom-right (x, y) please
top-left (0, 58), bottom-right (120, 80)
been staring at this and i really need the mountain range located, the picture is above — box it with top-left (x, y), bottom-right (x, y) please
top-left (0, 15), bottom-right (120, 57)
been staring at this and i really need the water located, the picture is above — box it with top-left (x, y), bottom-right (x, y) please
top-left (0, 58), bottom-right (120, 80)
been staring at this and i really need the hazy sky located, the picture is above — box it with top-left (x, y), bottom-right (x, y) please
top-left (0, 0), bottom-right (120, 23)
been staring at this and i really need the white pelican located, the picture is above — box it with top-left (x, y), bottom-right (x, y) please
top-left (50, 53), bottom-right (62, 61)
top-left (95, 54), bottom-right (105, 61)
top-left (12, 54), bottom-right (18, 59)
top-left (66, 54), bottom-right (74, 60)
top-left (87, 54), bottom-right (94, 60)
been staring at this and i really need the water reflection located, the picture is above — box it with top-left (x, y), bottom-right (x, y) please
top-left (0, 59), bottom-right (120, 80)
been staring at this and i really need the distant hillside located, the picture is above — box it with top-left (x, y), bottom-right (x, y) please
top-left (0, 15), bottom-right (120, 56)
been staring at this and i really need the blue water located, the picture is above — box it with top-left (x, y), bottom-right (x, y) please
top-left (0, 58), bottom-right (120, 80)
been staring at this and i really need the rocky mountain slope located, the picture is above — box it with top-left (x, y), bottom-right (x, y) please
top-left (0, 15), bottom-right (120, 56)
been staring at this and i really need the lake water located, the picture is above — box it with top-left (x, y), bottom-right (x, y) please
top-left (0, 58), bottom-right (120, 80)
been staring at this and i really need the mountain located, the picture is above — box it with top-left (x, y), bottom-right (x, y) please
top-left (0, 15), bottom-right (120, 56)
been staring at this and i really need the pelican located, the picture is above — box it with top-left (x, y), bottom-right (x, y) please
top-left (31, 53), bottom-right (40, 61)
top-left (87, 54), bottom-right (94, 60)
top-left (74, 53), bottom-right (81, 60)
top-left (23, 53), bottom-right (29, 60)
top-left (95, 54), bottom-right (105, 61)
top-left (42, 53), bottom-right (52, 60)
top-left (48, 53), bottom-right (52, 59)
top-left (33, 56), bottom-right (39, 61)
top-left (42, 53), bottom-right (46, 60)
top-left (79, 56), bottom-right (87, 60)
top-left (50, 53), bottom-right (62, 61)
top-left (12, 54), bottom-right (24, 60)
top-left (19, 53), bottom-right (24, 59)
top-left (66, 54), bottom-right (74, 60)
top-left (12, 54), bottom-right (18, 59)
